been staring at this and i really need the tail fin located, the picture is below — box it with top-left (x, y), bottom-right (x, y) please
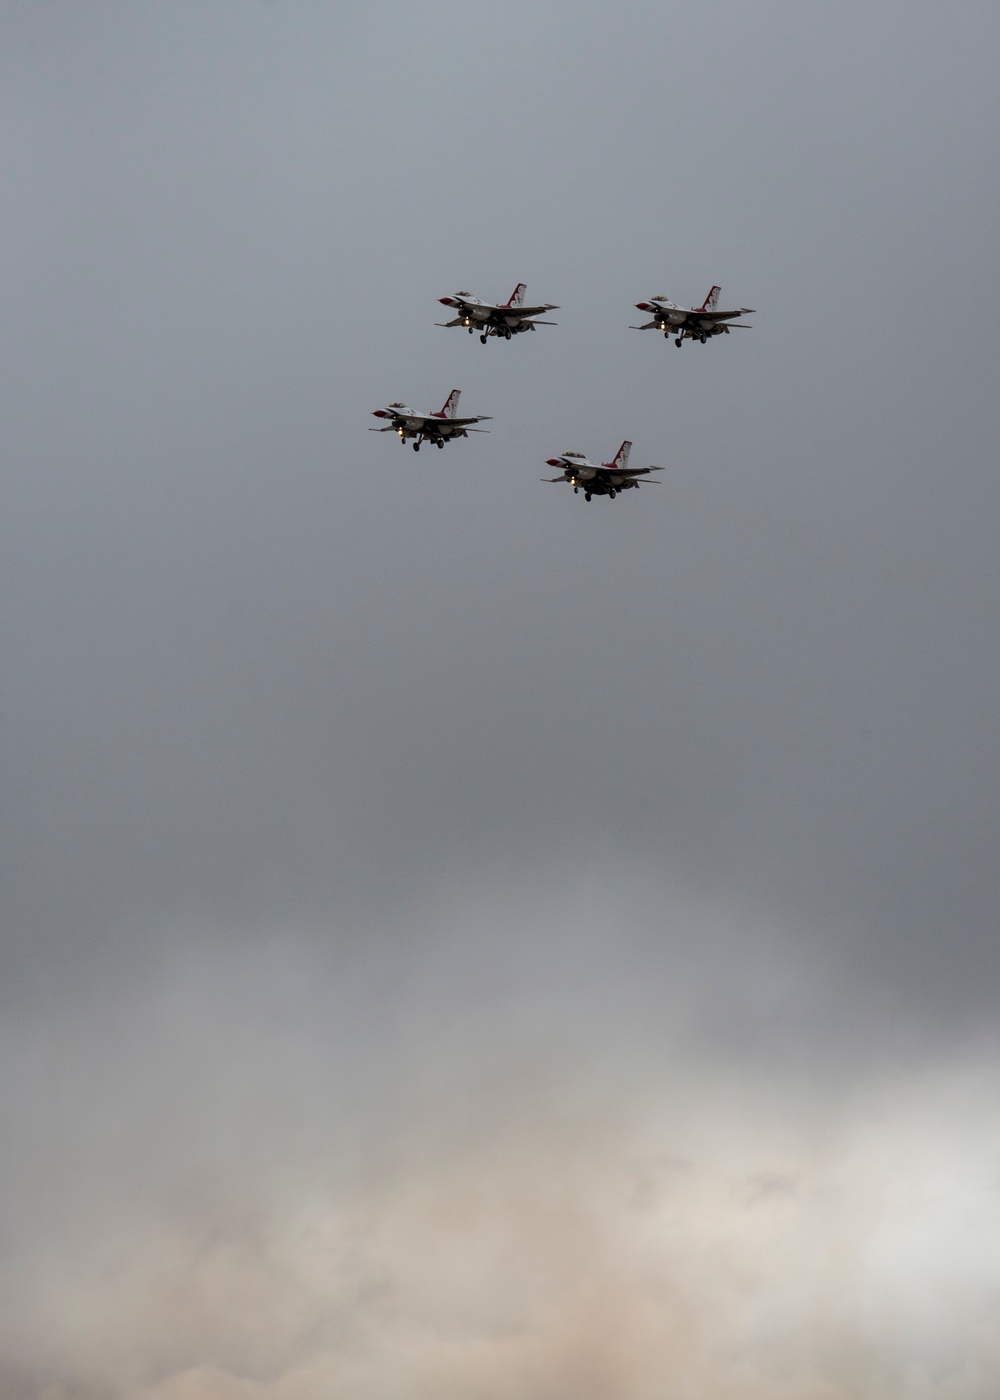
top-left (438, 389), bottom-right (461, 418)
top-left (609, 440), bottom-right (632, 471)
top-left (506, 282), bottom-right (527, 307)
top-left (699, 285), bottom-right (721, 311)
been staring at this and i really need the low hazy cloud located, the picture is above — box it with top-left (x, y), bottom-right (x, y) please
top-left (2, 871), bottom-right (1000, 1400)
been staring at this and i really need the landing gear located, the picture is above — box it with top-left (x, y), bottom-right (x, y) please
top-left (573, 487), bottom-right (579, 494)
top-left (675, 338), bottom-right (682, 347)
top-left (609, 489), bottom-right (616, 499)
top-left (585, 493), bottom-right (592, 502)
top-left (480, 333), bottom-right (488, 344)
top-left (467, 326), bottom-right (473, 334)
top-left (436, 440), bottom-right (444, 449)
top-left (664, 331), bottom-right (670, 339)
top-left (699, 334), bottom-right (707, 343)
top-left (413, 442), bottom-right (420, 452)
top-left (504, 328), bottom-right (512, 340)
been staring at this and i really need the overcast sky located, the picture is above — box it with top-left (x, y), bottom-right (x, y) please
top-left (1, 4), bottom-right (999, 1398)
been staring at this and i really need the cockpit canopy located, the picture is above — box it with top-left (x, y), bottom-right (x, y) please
top-left (561, 450), bottom-right (585, 459)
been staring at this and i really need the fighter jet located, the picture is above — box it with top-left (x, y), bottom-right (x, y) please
top-left (370, 389), bottom-right (491, 451)
top-left (543, 441), bottom-right (662, 501)
top-left (631, 285), bottom-right (754, 346)
top-left (437, 283), bottom-right (558, 343)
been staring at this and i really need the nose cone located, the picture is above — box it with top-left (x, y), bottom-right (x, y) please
top-left (372, 409), bottom-right (389, 418)
top-left (439, 296), bottom-right (456, 306)
top-left (545, 459), bottom-right (563, 467)
top-left (635, 302), bottom-right (652, 312)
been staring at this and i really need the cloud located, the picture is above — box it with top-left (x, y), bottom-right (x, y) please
top-left (2, 873), bottom-right (999, 1400)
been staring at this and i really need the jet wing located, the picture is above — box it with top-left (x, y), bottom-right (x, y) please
top-left (436, 415), bottom-right (492, 427)
top-left (693, 308), bottom-right (754, 320)
top-left (499, 304), bottom-right (559, 317)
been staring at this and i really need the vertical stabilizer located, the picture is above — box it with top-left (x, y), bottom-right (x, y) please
top-left (506, 282), bottom-right (527, 307)
top-left (438, 389), bottom-right (461, 418)
top-left (609, 440), bottom-right (632, 471)
top-left (699, 285), bottom-right (721, 311)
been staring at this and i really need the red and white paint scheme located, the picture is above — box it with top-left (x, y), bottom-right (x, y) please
top-left (631, 285), bottom-right (755, 346)
top-left (370, 390), bottom-right (492, 452)
top-left (437, 283), bottom-right (559, 343)
top-left (543, 441), bottom-right (662, 501)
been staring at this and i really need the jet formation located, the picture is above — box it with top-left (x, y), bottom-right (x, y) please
top-left (372, 283), bottom-right (755, 501)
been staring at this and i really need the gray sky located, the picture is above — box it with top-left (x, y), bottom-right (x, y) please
top-left (1, 3), bottom-right (999, 1397)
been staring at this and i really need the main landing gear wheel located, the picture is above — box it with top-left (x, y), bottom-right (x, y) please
top-left (436, 440), bottom-right (444, 449)
top-left (412, 442), bottom-right (420, 452)
top-left (609, 489), bottom-right (616, 499)
top-left (675, 338), bottom-right (682, 347)
top-left (480, 333), bottom-right (488, 344)
top-left (504, 328), bottom-right (512, 340)
top-left (585, 493), bottom-right (592, 502)
top-left (700, 335), bottom-right (707, 343)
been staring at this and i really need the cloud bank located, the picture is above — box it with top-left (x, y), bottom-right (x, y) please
top-left (3, 873), bottom-right (999, 1400)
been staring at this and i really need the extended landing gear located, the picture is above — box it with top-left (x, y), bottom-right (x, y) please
top-left (436, 440), bottom-right (444, 449)
top-left (503, 328), bottom-right (512, 340)
top-left (609, 489), bottom-right (616, 499)
top-left (467, 326), bottom-right (473, 334)
top-left (585, 492), bottom-right (592, 502)
top-left (675, 338), bottom-right (683, 347)
top-left (573, 486), bottom-right (579, 494)
top-left (412, 442), bottom-right (420, 452)
top-left (699, 334), bottom-right (707, 343)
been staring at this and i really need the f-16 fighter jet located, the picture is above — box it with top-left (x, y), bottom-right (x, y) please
top-left (437, 283), bottom-right (558, 343)
top-left (543, 442), bottom-right (662, 501)
top-left (631, 285), bottom-right (754, 346)
top-left (370, 389), bottom-right (491, 451)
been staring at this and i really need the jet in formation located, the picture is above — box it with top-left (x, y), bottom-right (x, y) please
top-left (370, 389), bottom-right (491, 451)
top-left (436, 283), bottom-right (559, 343)
top-left (631, 285), bottom-right (754, 346)
top-left (543, 441), bottom-right (662, 501)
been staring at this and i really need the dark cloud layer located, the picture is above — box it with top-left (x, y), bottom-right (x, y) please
top-left (1, 2), bottom-right (998, 1395)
